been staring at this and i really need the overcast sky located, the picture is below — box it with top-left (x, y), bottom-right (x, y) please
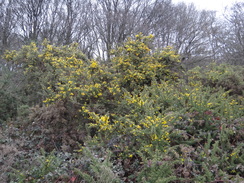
top-left (171, 0), bottom-right (238, 15)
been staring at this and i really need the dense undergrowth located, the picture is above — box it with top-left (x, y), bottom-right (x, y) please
top-left (0, 34), bottom-right (244, 182)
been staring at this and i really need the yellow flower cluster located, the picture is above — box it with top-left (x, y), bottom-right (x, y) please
top-left (111, 34), bottom-right (180, 91)
top-left (141, 116), bottom-right (168, 128)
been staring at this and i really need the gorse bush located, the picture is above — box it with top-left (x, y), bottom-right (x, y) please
top-left (187, 63), bottom-right (244, 95)
top-left (111, 33), bottom-right (180, 91)
top-left (3, 40), bottom-right (88, 106)
top-left (2, 34), bottom-right (244, 182)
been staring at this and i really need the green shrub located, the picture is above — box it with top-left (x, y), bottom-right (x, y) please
top-left (0, 90), bottom-right (17, 123)
top-left (3, 35), bottom-right (244, 182)
top-left (187, 63), bottom-right (244, 96)
top-left (74, 147), bottom-right (120, 183)
top-left (9, 149), bottom-right (63, 183)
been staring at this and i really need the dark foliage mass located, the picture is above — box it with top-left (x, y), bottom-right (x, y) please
top-left (0, 1), bottom-right (244, 183)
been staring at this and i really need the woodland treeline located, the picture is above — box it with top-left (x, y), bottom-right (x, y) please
top-left (1, 1), bottom-right (244, 182)
top-left (0, 0), bottom-right (244, 66)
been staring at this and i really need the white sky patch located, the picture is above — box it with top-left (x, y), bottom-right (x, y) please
top-left (171, 0), bottom-right (238, 14)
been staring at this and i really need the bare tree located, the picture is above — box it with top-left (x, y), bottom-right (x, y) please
top-left (0, 0), bottom-right (19, 52)
top-left (91, 0), bottom-right (154, 60)
top-left (221, 2), bottom-right (244, 65)
top-left (40, 0), bottom-right (63, 44)
top-left (15, 0), bottom-right (48, 43)
top-left (68, 0), bottom-right (96, 58)
top-left (145, 0), bottom-right (175, 48)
